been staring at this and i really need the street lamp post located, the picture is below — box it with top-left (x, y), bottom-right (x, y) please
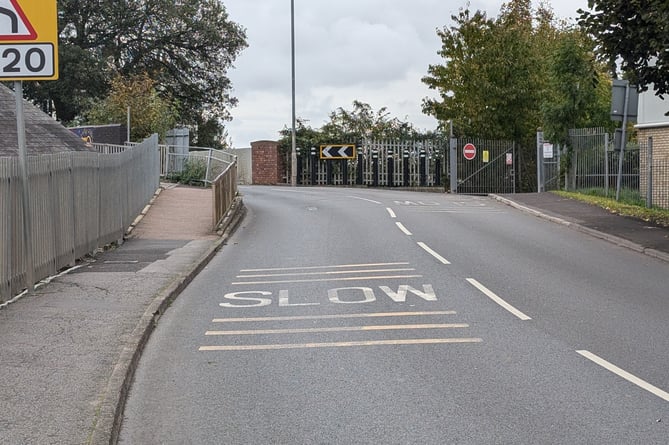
top-left (290, 0), bottom-right (297, 186)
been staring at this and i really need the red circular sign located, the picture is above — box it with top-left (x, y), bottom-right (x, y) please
top-left (463, 143), bottom-right (476, 160)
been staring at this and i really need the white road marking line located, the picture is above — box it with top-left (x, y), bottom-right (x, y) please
top-left (396, 222), bottom-right (413, 235)
top-left (386, 208), bottom-right (397, 218)
top-left (213, 311), bottom-right (457, 323)
top-left (576, 350), bottom-right (669, 402)
top-left (241, 262), bottom-right (410, 272)
top-left (348, 196), bottom-right (382, 204)
top-left (466, 278), bottom-right (532, 321)
top-left (237, 268), bottom-right (416, 278)
top-left (206, 323), bottom-right (470, 336)
top-left (199, 338), bottom-right (483, 351)
top-left (232, 274), bottom-right (423, 286)
top-left (417, 242), bottom-right (451, 265)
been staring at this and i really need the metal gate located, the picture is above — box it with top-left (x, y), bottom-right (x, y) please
top-left (450, 138), bottom-right (516, 194)
top-left (296, 138), bottom-right (448, 188)
top-left (537, 131), bottom-right (562, 192)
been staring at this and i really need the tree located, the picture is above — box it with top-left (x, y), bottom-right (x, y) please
top-left (579, 0), bottom-right (669, 97)
top-left (24, 0), bottom-right (247, 128)
top-left (422, 0), bottom-right (548, 191)
top-left (422, 1), bottom-right (544, 143)
top-left (320, 100), bottom-right (420, 143)
top-left (86, 73), bottom-right (178, 141)
top-left (541, 29), bottom-right (612, 146)
top-left (277, 102), bottom-right (426, 159)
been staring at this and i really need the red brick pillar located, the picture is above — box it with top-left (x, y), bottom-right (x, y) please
top-left (251, 140), bottom-right (284, 185)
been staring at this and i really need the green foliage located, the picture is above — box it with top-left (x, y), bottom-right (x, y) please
top-left (86, 73), bottom-right (178, 141)
top-left (320, 100), bottom-right (421, 142)
top-left (278, 101), bottom-right (426, 158)
top-left (422, 0), bottom-right (545, 143)
top-left (579, 0), bottom-right (669, 99)
top-left (191, 116), bottom-right (229, 150)
top-left (554, 190), bottom-right (669, 227)
top-left (172, 158), bottom-right (208, 186)
top-left (421, 0), bottom-right (618, 191)
top-left (541, 29), bottom-right (613, 146)
top-left (24, 0), bottom-right (247, 130)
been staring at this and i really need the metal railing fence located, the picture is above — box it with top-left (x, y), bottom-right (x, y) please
top-left (293, 138), bottom-right (448, 188)
top-left (566, 128), bottom-right (669, 209)
top-left (1, 135), bottom-right (159, 302)
top-left (159, 145), bottom-right (237, 184)
top-left (212, 161), bottom-right (238, 230)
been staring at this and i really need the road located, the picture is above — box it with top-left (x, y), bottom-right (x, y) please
top-left (119, 186), bottom-right (668, 444)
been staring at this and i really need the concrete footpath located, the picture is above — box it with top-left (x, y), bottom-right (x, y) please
top-left (0, 184), bottom-right (245, 445)
top-left (0, 187), bottom-right (667, 445)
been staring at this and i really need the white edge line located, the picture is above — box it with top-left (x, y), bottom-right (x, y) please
top-left (396, 222), bottom-right (412, 236)
top-left (466, 278), bottom-right (532, 320)
top-left (417, 242), bottom-right (451, 264)
top-left (386, 207), bottom-right (397, 218)
top-left (576, 350), bottom-right (669, 402)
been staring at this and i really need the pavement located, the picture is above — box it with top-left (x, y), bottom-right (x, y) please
top-left (0, 186), bottom-right (667, 445)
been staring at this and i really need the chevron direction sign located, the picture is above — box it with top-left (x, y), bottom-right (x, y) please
top-left (0, 0), bottom-right (58, 80)
top-left (320, 144), bottom-right (356, 159)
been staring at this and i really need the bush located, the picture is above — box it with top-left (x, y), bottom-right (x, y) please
top-left (178, 158), bottom-right (207, 185)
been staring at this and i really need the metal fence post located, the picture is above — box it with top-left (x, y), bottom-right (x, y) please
top-left (372, 149), bottom-right (379, 187)
top-left (449, 137), bottom-right (457, 193)
top-left (419, 148), bottom-right (427, 187)
top-left (647, 136), bottom-right (653, 208)
top-left (604, 133), bottom-right (610, 197)
top-left (387, 148), bottom-right (394, 187)
top-left (310, 147), bottom-right (317, 185)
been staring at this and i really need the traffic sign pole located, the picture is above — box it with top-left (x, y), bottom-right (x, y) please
top-left (15, 80), bottom-right (34, 293)
top-left (2, 1), bottom-right (60, 293)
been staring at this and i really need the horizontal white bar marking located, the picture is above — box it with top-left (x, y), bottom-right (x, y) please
top-left (232, 274), bottom-right (423, 285)
top-left (199, 338), bottom-right (483, 351)
top-left (576, 350), bottom-right (669, 402)
top-left (240, 262), bottom-right (410, 272)
top-left (466, 278), bottom-right (531, 320)
top-left (213, 311), bottom-right (457, 323)
top-left (206, 323), bottom-right (469, 336)
top-left (237, 268), bottom-right (415, 278)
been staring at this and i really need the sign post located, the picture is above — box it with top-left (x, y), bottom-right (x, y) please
top-left (2, 0), bottom-right (59, 293)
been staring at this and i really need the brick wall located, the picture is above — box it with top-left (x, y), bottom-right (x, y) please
top-left (638, 125), bottom-right (669, 208)
top-left (251, 140), bottom-right (284, 185)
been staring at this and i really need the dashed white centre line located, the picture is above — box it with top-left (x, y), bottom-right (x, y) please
top-left (466, 278), bottom-right (532, 320)
top-left (396, 222), bottom-right (412, 236)
top-left (576, 350), bottom-right (669, 402)
top-left (386, 208), bottom-right (397, 218)
top-left (417, 242), bottom-right (451, 264)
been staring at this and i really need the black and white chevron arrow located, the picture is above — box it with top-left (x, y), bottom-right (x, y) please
top-left (320, 144), bottom-right (356, 159)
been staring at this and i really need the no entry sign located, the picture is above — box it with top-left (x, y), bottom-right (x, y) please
top-left (463, 143), bottom-right (476, 160)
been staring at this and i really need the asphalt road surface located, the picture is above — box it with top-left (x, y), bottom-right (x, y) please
top-left (119, 186), bottom-right (668, 444)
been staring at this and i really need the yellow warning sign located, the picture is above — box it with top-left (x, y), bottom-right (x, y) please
top-left (0, 0), bottom-right (58, 80)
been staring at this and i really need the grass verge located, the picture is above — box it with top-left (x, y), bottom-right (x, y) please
top-left (553, 190), bottom-right (669, 228)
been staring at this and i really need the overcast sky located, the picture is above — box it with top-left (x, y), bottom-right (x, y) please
top-left (223, 0), bottom-right (588, 147)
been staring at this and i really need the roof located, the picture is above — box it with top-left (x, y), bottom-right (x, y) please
top-left (0, 83), bottom-right (93, 156)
